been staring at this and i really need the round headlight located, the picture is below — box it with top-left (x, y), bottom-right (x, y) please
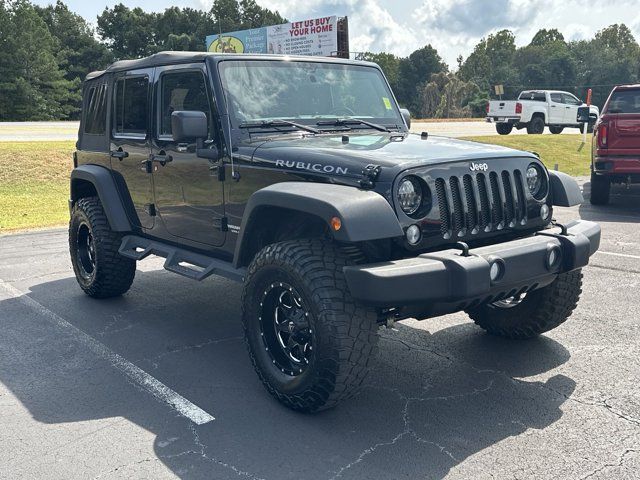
top-left (526, 163), bottom-right (547, 200)
top-left (397, 177), bottom-right (423, 215)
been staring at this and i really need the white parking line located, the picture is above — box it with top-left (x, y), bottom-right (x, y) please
top-left (595, 250), bottom-right (640, 260)
top-left (0, 280), bottom-right (215, 425)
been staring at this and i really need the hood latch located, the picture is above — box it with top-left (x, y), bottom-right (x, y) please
top-left (359, 164), bottom-right (382, 189)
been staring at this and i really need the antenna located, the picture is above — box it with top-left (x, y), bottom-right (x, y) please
top-left (221, 89), bottom-right (239, 181)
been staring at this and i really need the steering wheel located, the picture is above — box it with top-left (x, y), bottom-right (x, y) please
top-left (330, 106), bottom-right (356, 117)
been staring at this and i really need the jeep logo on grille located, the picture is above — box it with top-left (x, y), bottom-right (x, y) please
top-left (469, 162), bottom-right (489, 172)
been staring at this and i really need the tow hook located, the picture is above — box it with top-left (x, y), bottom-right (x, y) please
top-left (454, 241), bottom-right (471, 257)
top-left (551, 220), bottom-right (568, 235)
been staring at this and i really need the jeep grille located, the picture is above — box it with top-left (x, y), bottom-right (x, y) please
top-left (435, 170), bottom-right (528, 239)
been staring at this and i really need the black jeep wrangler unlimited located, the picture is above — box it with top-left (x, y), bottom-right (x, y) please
top-left (70, 52), bottom-right (600, 412)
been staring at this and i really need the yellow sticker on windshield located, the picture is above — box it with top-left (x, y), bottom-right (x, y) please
top-left (382, 97), bottom-right (392, 110)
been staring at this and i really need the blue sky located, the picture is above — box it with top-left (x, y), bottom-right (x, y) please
top-left (32, 0), bottom-right (640, 68)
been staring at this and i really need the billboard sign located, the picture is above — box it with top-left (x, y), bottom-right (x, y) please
top-left (206, 16), bottom-right (339, 57)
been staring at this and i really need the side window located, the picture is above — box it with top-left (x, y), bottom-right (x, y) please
top-left (549, 93), bottom-right (563, 103)
top-left (159, 70), bottom-right (212, 137)
top-left (113, 76), bottom-right (149, 136)
top-left (562, 93), bottom-right (581, 106)
top-left (84, 84), bottom-right (107, 135)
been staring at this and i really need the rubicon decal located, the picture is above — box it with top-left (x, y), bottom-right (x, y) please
top-left (275, 159), bottom-right (349, 175)
top-left (469, 162), bottom-right (489, 172)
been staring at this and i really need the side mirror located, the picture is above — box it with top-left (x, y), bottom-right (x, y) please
top-left (576, 106), bottom-right (591, 124)
top-left (400, 108), bottom-right (411, 129)
top-left (171, 111), bottom-right (208, 142)
top-left (171, 110), bottom-right (219, 160)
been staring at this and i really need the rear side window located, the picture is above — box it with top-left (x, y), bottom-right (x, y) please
top-left (159, 70), bottom-right (211, 137)
top-left (606, 90), bottom-right (640, 114)
top-left (83, 84), bottom-right (107, 135)
top-left (114, 76), bottom-right (149, 136)
top-left (519, 91), bottom-right (546, 102)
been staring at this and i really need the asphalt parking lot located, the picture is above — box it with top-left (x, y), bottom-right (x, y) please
top-left (1, 182), bottom-right (640, 479)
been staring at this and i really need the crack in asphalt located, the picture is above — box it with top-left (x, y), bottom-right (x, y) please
top-left (155, 422), bottom-right (266, 479)
top-left (91, 457), bottom-right (159, 479)
top-left (578, 448), bottom-right (639, 479)
top-left (329, 383), bottom-right (465, 479)
top-left (380, 333), bottom-right (640, 430)
top-left (589, 263), bottom-right (640, 275)
top-left (143, 336), bottom-right (243, 369)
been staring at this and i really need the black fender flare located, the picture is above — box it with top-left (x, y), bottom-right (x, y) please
top-left (233, 182), bottom-right (403, 267)
top-left (70, 164), bottom-right (132, 231)
top-left (548, 170), bottom-right (584, 207)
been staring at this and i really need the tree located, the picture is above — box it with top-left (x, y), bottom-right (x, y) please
top-left (459, 29), bottom-right (518, 92)
top-left (395, 45), bottom-right (447, 112)
top-left (0, 0), bottom-right (77, 120)
top-left (155, 7), bottom-right (216, 51)
top-left (416, 72), bottom-right (483, 118)
top-left (35, 1), bottom-right (113, 117)
top-left (97, 4), bottom-right (158, 59)
top-left (239, 0), bottom-right (286, 29)
top-left (98, 1), bottom-right (286, 59)
top-left (570, 24), bottom-right (640, 107)
top-left (530, 28), bottom-right (565, 47)
top-left (361, 52), bottom-right (401, 92)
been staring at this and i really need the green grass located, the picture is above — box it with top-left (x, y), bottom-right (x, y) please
top-left (0, 141), bottom-right (74, 232)
top-left (464, 134), bottom-right (591, 177)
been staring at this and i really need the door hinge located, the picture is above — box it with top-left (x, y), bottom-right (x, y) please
top-left (213, 216), bottom-right (228, 232)
top-left (146, 203), bottom-right (156, 216)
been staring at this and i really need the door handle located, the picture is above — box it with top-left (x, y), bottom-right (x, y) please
top-left (150, 151), bottom-right (173, 166)
top-left (551, 105), bottom-right (556, 108)
top-left (110, 148), bottom-right (129, 160)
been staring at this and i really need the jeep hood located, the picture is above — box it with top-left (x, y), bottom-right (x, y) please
top-left (249, 132), bottom-right (537, 182)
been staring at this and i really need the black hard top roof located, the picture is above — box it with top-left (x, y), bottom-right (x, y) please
top-left (85, 51), bottom-right (374, 81)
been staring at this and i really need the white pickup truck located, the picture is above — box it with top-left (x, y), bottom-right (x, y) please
top-left (486, 90), bottom-right (599, 135)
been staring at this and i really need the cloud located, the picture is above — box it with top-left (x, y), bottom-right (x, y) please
top-left (256, 0), bottom-right (640, 69)
top-left (415, 0), bottom-right (545, 36)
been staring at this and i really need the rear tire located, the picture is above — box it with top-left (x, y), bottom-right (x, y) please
top-left (69, 197), bottom-right (136, 298)
top-left (496, 123), bottom-right (513, 135)
top-left (549, 126), bottom-right (564, 134)
top-left (590, 172), bottom-right (611, 205)
top-left (526, 116), bottom-right (545, 134)
top-left (466, 270), bottom-right (583, 339)
top-left (242, 239), bottom-right (379, 412)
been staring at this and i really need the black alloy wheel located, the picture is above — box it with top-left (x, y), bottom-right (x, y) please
top-left (75, 222), bottom-right (97, 280)
top-left (259, 282), bottom-right (314, 376)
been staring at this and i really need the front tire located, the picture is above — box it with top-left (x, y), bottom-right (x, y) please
top-left (526, 116), bottom-right (545, 134)
top-left (590, 172), bottom-right (611, 205)
top-left (466, 270), bottom-right (583, 339)
top-left (496, 123), bottom-right (513, 135)
top-left (69, 197), bottom-right (136, 298)
top-left (242, 239), bottom-right (379, 412)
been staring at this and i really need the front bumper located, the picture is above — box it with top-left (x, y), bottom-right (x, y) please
top-left (344, 220), bottom-right (600, 308)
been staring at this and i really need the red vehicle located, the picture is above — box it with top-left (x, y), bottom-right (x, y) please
top-left (591, 84), bottom-right (640, 204)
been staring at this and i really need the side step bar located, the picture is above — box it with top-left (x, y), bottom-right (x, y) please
top-left (119, 235), bottom-right (245, 283)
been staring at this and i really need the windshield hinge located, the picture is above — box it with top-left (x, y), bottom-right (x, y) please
top-left (359, 164), bottom-right (382, 189)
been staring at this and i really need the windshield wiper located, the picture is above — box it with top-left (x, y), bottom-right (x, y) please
top-left (316, 118), bottom-right (390, 132)
top-left (239, 119), bottom-right (320, 134)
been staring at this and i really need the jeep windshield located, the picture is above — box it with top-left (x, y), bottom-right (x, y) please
top-left (217, 59), bottom-right (404, 132)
